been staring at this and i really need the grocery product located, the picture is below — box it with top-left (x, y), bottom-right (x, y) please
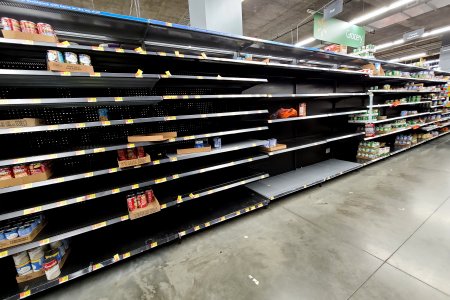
top-left (0, 167), bottom-right (13, 180)
top-left (145, 189), bottom-right (154, 203)
top-left (43, 257), bottom-right (60, 280)
top-left (64, 52), bottom-right (78, 64)
top-left (19, 20), bottom-right (37, 33)
top-left (13, 251), bottom-right (32, 276)
top-left (36, 23), bottom-right (55, 36)
top-left (28, 247), bottom-right (45, 272)
top-left (1, 17), bottom-right (20, 31)
top-left (137, 146), bottom-right (145, 158)
top-left (98, 108), bottom-right (109, 121)
top-left (298, 103), bottom-right (307, 117)
top-left (126, 148), bottom-right (137, 160)
top-left (356, 141), bottom-right (390, 162)
top-left (12, 165), bottom-right (30, 178)
top-left (127, 193), bottom-right (137, 211)
top-left (270, 108), bottom-right (298, 119)
top-left (47, 50), bottom-right (64, 63)
top-left (136, 191), bottom-right (148, 208)
top-left (78, 54), bottom-right (92, 66)
top-left (213, 137), bottom-right (221, 149)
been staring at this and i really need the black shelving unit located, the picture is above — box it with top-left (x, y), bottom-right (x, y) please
top-left (0, 1), bottom-right (448, 299)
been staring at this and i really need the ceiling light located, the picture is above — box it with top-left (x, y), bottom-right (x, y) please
top-left (349, 0), bottom-right (415, 25)
top-left (295, 37), bottom-right (316, 47)
top-left (389, 52), bottom-right (426, 63)
top-left (375, 39), bottom-right (404, 50)
top-left (423, 25), bottom-right (450, 37)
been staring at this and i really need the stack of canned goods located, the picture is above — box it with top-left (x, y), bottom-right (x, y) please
top-left (1, 17), bottom-right (55, 36)
top-left (126, 189), bottom-right (154, 212)
top-left (47, 50), bottom-right (91, 66)
top-left (0, 215), bottom-right (45, 241)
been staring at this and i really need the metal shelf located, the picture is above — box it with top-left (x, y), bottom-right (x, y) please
top-left (0, 96), bottom-right (162, 107)
top-left (0, 110), bottom-right (268, 135)
top-left (369, 101), bottom-right (432, 108)
top-left (162, 92), bottom-right (369, 101)
top-left (368, 75), bottom-right (447, 85)
top-left (0, 126), bottom-right (268, 167)
top-left (349, 112), bottom-right (430, 124)
top-left (265, 132), bottom-right (364, 156)
top-left (0, 140), bottom-right (266, 195)
top-left (369, 90), bottom-right (442, 94)
top-left (364, 127), bottom-right (412, 141)
top-left (246, 159), bottom-right (362, 200)
top-left (269, 110), bottom-right (366, 123)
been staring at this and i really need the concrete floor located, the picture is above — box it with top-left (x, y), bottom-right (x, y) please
top-left (38, 135), bottom-right (450, 300)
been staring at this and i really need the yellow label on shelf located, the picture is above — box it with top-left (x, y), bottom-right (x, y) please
top-left (170, 157), bottom-right (178, 162)
top-left (168, 138), bottom-right (176, 142)
top-left (201, 52), bottom-right (207, 59)
top-left (31, 99), bottom-right (41, 103)
top-left (236, 211), bottom-right (241, 216)
top-left (14, 158), bottom-right (26, 164)
top-left (59, 275), bottom-right (69, 284)
top-left (158, 52), bottom-right (167, 56)
top-left (189, 193), bottom-right (195, 198)
top-left (165, 22), bottom-right (173, 26)
top-left (155, 177), bottom-right (167, 184)
top-left (135, 69), bottom-right (143, 78)
top-left (101, 121), bottom-right (111, 126)
top-left (113, 254), bottom-right (120, 262)
top-left (92, 221), bottom-right (107, 230)
top-left (205, 222), bottom-right (210, 227)
top-left (160, 204), bottom-right (167, 209)
top-left (176, 196), bottom-right (183, 203)
top-left (19, 290), bottom-right (30, 299)
top-left (121, 215), bottom-right (129, 221)
top-left (150, 242), bottom-right (158, 248)
top-left (85, 172), bottom-right (94, 177)
top-left (165, 116), bottom-right (177, 121)
top-left (61, 72), bottom-right (71, 76)
top-left (93, 263), bottom-right (103, 271)
top-left (75, 150), bottom-right (86, 155)
top-left (90, 72), bottom-right (101, 77)
top-left (58, 40), bottom-right (70, 47)
top-left (112, 188), bottom-right (120, 194)
top-left (76, 123), bottom-right (86, 128)
top-left (108, 168), bottom-right (118, 173)
top-left (194, 225), bottom-right (201, 231)
top-left (270, 196), bottom-right (275, 200)
top-left (183, 135), bottom-right (195, 140)
top-left (128, 143), bottom-right (135, 148)
top-left (93, 148), bottom-right (105, 153)
top-left (134, 47), bottom-right (144, 53)
top-left (57, 200), bottom-right (67, 207)
top-left (197, 76), bottom-right (204, 79)
top-left (23, 206), bottom-right (41, 215)
top-left (165, 70), bottom-right (172, 77)
top-left (123, 252), bottom-right (131, 259)
top-left (114, 97), bottom-right (123, 102)
top-left (244, 208), bottom-right (250, 212)
top-left (0, 250), bottom-right (8, 258)
top-left (87, 193), bottom-right (96, 200)
top-left (163, 95), bottom-right (177, 100)
top-left (220, 216), bottom-right (226, 221)
top-left (172, 174), bottom-right (179, 179)
top-left (179, 231), bottom-right (186, 237)
top-left (76, 196), bottom-right (85, 203)
top-left (175, 50), bottom-right (180, 56)
top-left (39, 238), bottom-right (50, 246)
top-left (207, 190), bottom-right (213, 194)
top-left (92, 46), bottom-right (104, 51)
top-left (115, 48), bottom-right (125, 53)
top-left (257, 203), bottom-right (263, 208)
top-left (248, 158), bottom-right (253, 162)
top-left (182, 95), bottom-right (189, 99)
top-left (22, 40), bottom-right (34, 45)
top-left (132, 184), bottom-right (140, 189)
top-left (250, 205), bottom-right (256, 210)
top-left (195, 95), bottom-right (201, 99)
top-left (21, 183), bottom-right (33, 189)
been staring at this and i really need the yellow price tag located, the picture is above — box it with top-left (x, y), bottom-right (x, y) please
top-left (112, 188), bottom-right (120, 194)
top-left (59, 275), bottom-right (69, 284)
top-left (201, 52), bottom-right (207, 59)
top-left (92, 46), bottom-right (104, 51)
top-left (109, 168), bottom-right (118, 173)
top-left (93, 148), bottom-right (105, 153)
top-left (92, 221), bottom-right (107, 230)
top-left (87, 193), bottom-right (96, 200)
top-left (76, 196), bottom-right (85, 203)
top-left (175, 50), bottom-right (180, 56)
top-left (76, 123), bottom-right (86, 128)
top-left (123, 252), bottom-right (131, 259)
top-left (0, 250), bottom-right (8, 258)
top-left (150, 242), bottom-right (158, 248)
top-left (165, 116), bottom-right (177, 121)
top-left (115, 48), bottom-right (125, 53)
top-left (39, 238), bottom-right (50, 246)
top-left (166, 22), bottom-right (173, 26)
top-left (75, 150), bottom-right (86, 155)
top-left (153, 160), bottom-right (160, 165)
top-left (57, 200), bottom-right (67, 207)
top-left (197, 76), bottom-right (204, 79)
top-left (160, 203), bottom-right (167, 209)
top-left (85, 172), bottom-right (94, 177)
top-left (155, 177), bottom-right (167, 184)
top-left (127, 143), bottom-right (135, 148)
top-left (220, 216), bottom-right (226, 221)
top-left (189, 193), bottom-right (195, 198)
top-left (90, 72), bottom-right (101, 77)
top-left (101, 121), bottom-right (111, 126)
top-left (135, 69), bottom-right (143, 78)
top-left (165, 70), bottom-right (172, 77)
top-left (125, 119), bottom-right (134, 124)
top-left (19, 290), bottom-right (31, 299)
top-left (61, 72), bottom-right (71, 76)
top-left (93, 263), bottom-right (103, 271)
top-left (172, 174), bottom-right (179, 179)
top-left (205, 222), bottom-right (210, 227)
top-left (114, 97), bottom-right (123, 102)
top-left (194, 225), bottom-right (200, 231)
top-left (121, 215), bottom-right (129, 221)
top-left (158, 51), bottom-right (167, 56)
top-left (113, 254), bottom-right (120, 262)
top-left (170, 157), bottom-right (178, 162)
top-left (183, 135), bottom-right (195, 140)
top-left (195, 95), bottom-right (201, 99)
top-left (24, 206), bottom-right (41, 215)
top-left (132, 184), bottom-right (140, 189)
top-left (177, 195), bottom-right (183, 203)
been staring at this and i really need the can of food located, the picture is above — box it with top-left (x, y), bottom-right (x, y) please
top-left (213, 137), bottom-right (221, 149)
top-left (195, 139), bottom-right (204, 148)
top-left (45, 248), bottom-right (61, 262)
top-left (117, 149), bottom-right (127, 161)
top-left (18, 224), bottom-right (32, 237)
top-left (145, 189), bottom-right (154, 203)
top-left (5, 227), bottom-right (19, 240)
top-left (0, 167), bottom-right (13, 180)
top-left (13, 251), bottom-right (29, 266)
top-left (98, 108), bottom-right (109, 121)
top-left (36, 23), bottom-right (55, 36)
top-left (1, 17), bottom-right (20, 31)
top-left (64, 52), bottom-right (78, 64)
top-left (28, 247), bottom-right (45, 272)
top-left (47, 50), bottom-right (64, 63)
top-left (20, 20), bottom-right (37, 33)
top-left (43, 257), bottom-right (60, 280)
top-left (126, 148), bottom-right (137, 160)
top-left (16, 260), bottom-right (33, 276)
top-left (0, 230), bottom-right (5, 241)
top-left (136, 191), bottom-right (147, 208)
top-left (126, 193), bottom-right (137, 211)
top-left (137, 146), bottom-right (145, 158)
top-left (78, 54), bottom-right (91, 66)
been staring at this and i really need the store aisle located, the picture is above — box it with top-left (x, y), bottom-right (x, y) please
top-left (37, 135), bottom-right (450, 300)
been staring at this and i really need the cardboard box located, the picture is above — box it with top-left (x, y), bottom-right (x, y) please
top-left (260, 144), bottom-right (287, 152)
top-left (127, 132), bottom-right (177, 142)
top-left (118, 154), bottom-right (151, 168)
top-left (0, 220), bottom-right (47, 250)
top-left (176, 146), bottom-right (211, 155)
top-left (0, 118), bottom-right (42, 128)
top-left (362, 63), bottom-right (385, 76)
top-left (129, 198), bottom-right (161, 220)
top-left (2, 30), bottom-right (58, 43)
top-left (47, 61), bottom-right (94, 74)
top-left (0, 169), bottom-right (52, 188)
top-left (16, 248), bottom-right (70, 283)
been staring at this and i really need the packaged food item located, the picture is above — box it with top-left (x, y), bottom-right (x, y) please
top-left (50, 240), bottom-right (65, 258)
top-left (45, 248), bottom-right (61, 262)
top-left (13, 251), bottom-right (29, 266)
top-left (29, 162), bottom-right (45, 174)
top-left (0, 167), bottom-right (13, 180)
top-left (12, 165), bottom-right (30, 178)
top-left (16, 260), bottom-right (33, 276)
top-left (195, 139), bottom-right (204, 148)
top-left (213, 137), bottom-right (221, 149)
top-left (36, 23), bottom-right (55, 36)
top-left (98, 108), bottom-right (109, 121)
top-left (43, 257), bottom-right (60, 280)
top-left (28, 247), bottom-right (45, 272)
top-left (145, 189), bottom-right (154, 203)
top-left (126, 193), bottom-right (137, 211)
top-left (19, 20), bottom-right (37, 33)
top-left (298, 103), bottom-right (307, 117)
top-left (78, 54), bottom-right (92, 66)
top-left (1, 17), bottom-right (20, 31)
top-left (117, 149), bottom-right (127, 161)
top-left (137, 146), bottom-right (145, 158)
top-left (5, 226), bottom-right (19, 240)
top-left (64, 52), bottom-right (78, 64)
top-left (0, 230), bottom-right (5, 241)
top-left (136, 191), bottom-right (148, 208)
top-left (47, 50), bottom-right (64, 63)
top-left (18, 224), bottom-right (32, 237)
top-left (126, 148), bottom-right (137, 160)
top-left (365, 123), bottom-right (375, 137)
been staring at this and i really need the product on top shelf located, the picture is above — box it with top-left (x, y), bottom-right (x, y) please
top-left (0, 161), bottom-right (51, 188)
top-left (0, 214), bottom-right (45, 244)
top-left (2, 17), bottom-right (55, 36)
top-left (117, 147), bottom-right (150, 168)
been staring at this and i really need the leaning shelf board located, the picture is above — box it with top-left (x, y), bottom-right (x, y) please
top-left (0, 126), bottom-right (268, 167)
top-left (268, 110), bottom-right (366, 123)
top-left (0, 110), bottom-right (268, 135)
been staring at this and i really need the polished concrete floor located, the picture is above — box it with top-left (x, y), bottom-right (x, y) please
top-left (38, 135), bottom-right (450, 300)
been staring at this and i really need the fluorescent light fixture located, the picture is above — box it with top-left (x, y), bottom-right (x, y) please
top-left (389, 52), bottom-right (426, 63)
top-left (423, 25), bottom-right (450, 37)
top-left (295, 37), bottom-right (316, 47)
top-left (349, 0), bottom-right (415, 25)
top-left (375, 39), bottom-right (404, 50)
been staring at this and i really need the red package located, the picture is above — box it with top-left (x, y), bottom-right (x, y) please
top-left (0, 167), bottom-right (13, 180)
top-left (117, 149), bottom-right (127, 161)
top-left (137, 146), bottom-right (145, 158)
top-left (126, 193), bottom-right (136, 212)
top-left (126, 148), bottom-right (137, 160)
top-left (145, 189), bottom-right (154, 203)
top-left (37, 23), bottom-right (55, 36)
top-left (13, 165), bottom-right (30, 178)
top-left (29, 162), bottom-right (44, 174)
top-left (20, 20), bottom-right (37, 34)
top-left (1, 17), bottom-right (20, 31)
top-left (136, 191), bottom-right (148, 208)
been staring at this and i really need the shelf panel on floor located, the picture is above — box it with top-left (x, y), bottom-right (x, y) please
top-left (266, 132), bottom-right (364, 156)
top-left (0, 152), bottom-right (268, 222)
top-left (0, 96), bottom-right (163, 107)
top-left (0, 110), bottom-right (268, 135)
top-left (246, 159), bottom-right (362, 200)
top-left (268, 110), bottom-right (366, 123)
top-left (0, 126), bottom-right (268, 167)
top-left (369, 101), bottom-right (432, 108)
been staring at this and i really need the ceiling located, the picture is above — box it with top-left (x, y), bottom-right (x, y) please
top-left (45, 0), bottom-right (450, 62)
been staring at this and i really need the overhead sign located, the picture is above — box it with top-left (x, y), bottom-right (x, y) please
top-left (403, 28), bottom-right (425, 41)
top-left (314, 15), bottom-right (365, 48)
top-left (324, 0), bottom-right (343, 20)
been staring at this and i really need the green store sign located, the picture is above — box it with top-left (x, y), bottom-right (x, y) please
top-left (313, 14), bottom-right (365, 48)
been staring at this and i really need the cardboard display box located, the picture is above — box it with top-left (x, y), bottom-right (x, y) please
top-left (129, 198), bottom-right (161, 220)
top-left (176, 146), bottom-right (211, 155)
top-left (118, 154), bottom-right (151, 168)
top-left (16, 248), bottom-right (71, 283)
top-left (0, 220), bottom-right (47, 250)
top-left (2, 30), bottom-right (58, 43)
top-left (127, 132), bottom-right (177, 142)
top-left (0, 118), bottom-right (42, 128)
top-left (260, 144), bottom-right (287, 153)
top-left (47, 61), bottom-right (94, 74)
top-left (0, 169), bottom-right (52, 189)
